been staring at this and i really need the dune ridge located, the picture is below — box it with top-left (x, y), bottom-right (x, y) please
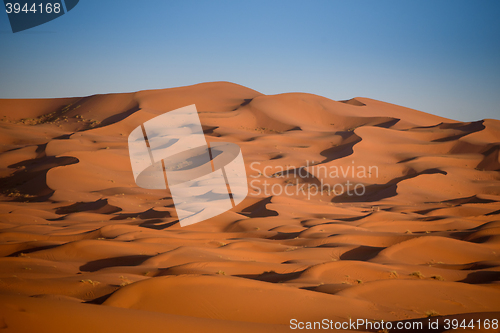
top-left (0, 81), bottom-right (499, 332)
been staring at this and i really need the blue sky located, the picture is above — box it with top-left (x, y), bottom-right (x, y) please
top-left (1, 0), bottom-right (499, 121)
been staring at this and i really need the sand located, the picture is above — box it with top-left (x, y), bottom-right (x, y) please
top-left (0, 81), bottom-right (499, 332)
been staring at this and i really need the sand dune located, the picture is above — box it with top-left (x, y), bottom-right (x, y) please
top-left (0, 81), bottom-right (499, 332)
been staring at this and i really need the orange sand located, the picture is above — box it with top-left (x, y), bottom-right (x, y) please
top-left (0, 82), bottom-right (499, 332)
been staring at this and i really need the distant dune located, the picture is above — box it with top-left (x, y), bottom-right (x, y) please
top-left (0, 82), bottom-right (499, 332)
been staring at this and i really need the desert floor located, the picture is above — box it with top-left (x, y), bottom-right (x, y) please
top-left (0, 82), bottom-right (499, 332)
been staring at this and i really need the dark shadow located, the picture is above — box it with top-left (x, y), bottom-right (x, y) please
top-left (79, 255), bottom-right (151, 272)
top-left (414, 207), bottom-right (440, 215)
top-left (411, 120), bottom-right (484, 131)
top-left (409, 122), bottom-right (445, 130)
top-left (270, 154), bottom-right (284, 160)
top-left (374, 118), bottom-right (400, 128)
top-left (8, 244), bottom-right (60, 257)
top-left (137, 209), bottom-right (172, 219)
top-left (338, 246), bottom-right (384, 261)
top-left (418, 216), bottom-right (446, 221)
top-left (238, 197), bottom-right (279, 217)
top-left (99, 103), bottom-right (140, 127)
top-left (461, 262), bottom-right (500, 270)
top-left (439, 120), bottom-right (485, 131)
top-left (443, 195), bottom-right (497, 205)
top-left (331, 168), bottom-right (447, 203)
top-left (267, 231), bottom-right (302, 240)
top-left (319, 132), bottom-right (362, 163)
top-left (336, 212), bottom-right (372, 222)
top-left (301, 283), bottom-right (351, 295)
top-left (486, 209), bottom-right (500, 216)
top-left (235, 270), bottom-right (304, 283)
top-left (477, 144), bottom-right (500, 171)
top-left (331, 183), bottom-right (397, 203)
top-left (232, 98), bottom-right (253, 111)
top-left (240, 98), bottom-right (253, 107)
top-left (448, 230), bottom-right (475, 240)
top-left (339, 98), bottom-right (366, 106)
top-left (468, 235), bottom-right (493, 243)
top-left (397, 156), bottom-right (418, 164)
top-left (139, 219), bottom-right (178, 230)
top-left (428, 261), bottom-right (500, 271)
top-left (460, 271), bottom-right (500, 284)
top-left (2, 156), bottom-right (79, 201)
top-left (56, 198), bottom-right (121, 215)
top-left (85, 292), bottom-right (115, 305)
top-left (52, 133), bottom-right (73, 140)
top-left (110, 212), bottom-right (142, 220)
top-left (431, 120), bottom-right (485, 142)
top-left (202, 125), bottom-right (220, 137)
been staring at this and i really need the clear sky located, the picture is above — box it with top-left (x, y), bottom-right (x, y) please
top-left (1, 0), bottom-right (499, 121)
